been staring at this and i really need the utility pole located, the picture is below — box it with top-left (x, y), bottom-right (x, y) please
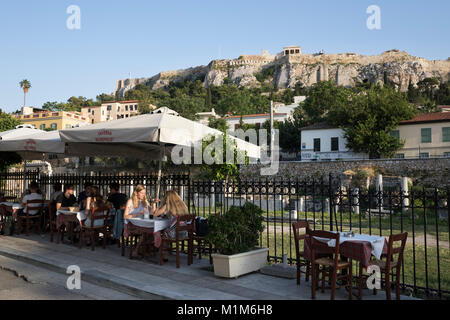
top-left (270, 100), bottom-right (274, 162)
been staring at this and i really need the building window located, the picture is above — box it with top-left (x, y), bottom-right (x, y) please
top-left (421, 128), bottom-right (431, 143)
top-left (102, 110), bottom-right (105, 115)
top-left (285, 50), bottom-right (289, 55)
top-left (125, 105), bottom-right (129, 111)
top-left (419, 152), bottom-right (429, 158)
top-left (444, 152), bottom-right (450, 158)
top-left (51, 123), bottom-right (57, 130)
top-left (331, 137), bottom-right (339, 151)
top-left (107, 105), bottom-right (112, 111)
top-left (92, 111), bottom-right (95, 115)
top-left (443, 127), bottom-right (450, 142)
top-left (39, 124), bottom-right (46, 130)
top-left (390, 130), bottom-right (400, 140)
top-left (92, 119), bottom-right (94, 124)
top-left (313, 138), bottom-right (321, 152)
top-left (396, 153), bottom-right (405, 159)
top-left (88, 109), bottom-right (91, 113)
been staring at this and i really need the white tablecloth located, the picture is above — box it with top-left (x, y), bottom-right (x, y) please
top-left (125, 217), bottom-right (171, 233)
top-left (0, 202), bottom-right (23, 210)
top-left (57, 208), bottom-right (116, 222)
top-left (314, 231), bottom-right (385, 260)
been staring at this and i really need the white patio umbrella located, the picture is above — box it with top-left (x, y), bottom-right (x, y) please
top-left (59, 108), bottom-right (261, 198)
top-left (0, 129), bottom-right (65, 160)
top-left (0, 125), bottom-right (48, 191)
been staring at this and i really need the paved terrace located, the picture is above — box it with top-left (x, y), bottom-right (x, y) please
top-left (0, 234), bottom-right (418, 300)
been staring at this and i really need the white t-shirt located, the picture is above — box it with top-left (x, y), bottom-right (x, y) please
top-left (22, 193), bottom-right (44, 215)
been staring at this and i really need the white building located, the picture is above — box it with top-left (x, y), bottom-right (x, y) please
top-left (222, 112), bottom-right (289, 131)
top-left (300, 122), bottom-right (368, 161)
top-left (300, 113), bottom-right (450, 161)
top-left (196, 108), bottom-right (219, 125)
top-left (81, 100), bottom-right (144, 124)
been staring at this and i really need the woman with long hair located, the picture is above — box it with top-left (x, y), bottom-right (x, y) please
top-left (124, 185), bottom-right (154, 219)
top-left (153, 190), bottom-right (189, 260)
top-left (83, 186), bottom-right (106, 228)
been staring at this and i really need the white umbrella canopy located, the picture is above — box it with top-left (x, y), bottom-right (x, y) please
top-left (0, 130), bottom-right (65, 159)
top-left (0, 130), bottom-right (165, 160)
top-left (59, 110), bottom-right (261, 159)
top-left (0, 126), bottom-right (45, 140)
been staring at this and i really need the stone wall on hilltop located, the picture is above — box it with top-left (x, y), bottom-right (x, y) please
top-left (114, 49), bottom-right (450, 97)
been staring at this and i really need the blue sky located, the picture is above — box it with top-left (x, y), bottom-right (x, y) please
top-left (1, 0), bottom-right (449, 112)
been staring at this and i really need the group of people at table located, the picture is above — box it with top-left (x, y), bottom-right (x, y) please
top-left (1, 182), bottom-right (189, 259)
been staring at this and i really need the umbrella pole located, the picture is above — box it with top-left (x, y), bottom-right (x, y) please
top-left (155, 145), bottom-right (164, 200)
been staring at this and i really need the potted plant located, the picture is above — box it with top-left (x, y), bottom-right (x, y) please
top-left (206, 202), bottom-right (268, 278)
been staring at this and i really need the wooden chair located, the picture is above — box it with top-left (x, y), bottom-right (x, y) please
top-left (78, 204), bottom-right (111, 251)
top-left (17, 199), bottom-right (44, 236)
top-left (47, 201), bottom-right (58, 242)
top-left (307, 229), bottom-right (353, 300)
top-left (292, 221), bottom-right (311, 285)
top-left (0, 204), bottom-right (8, 235)
top-left (193, 213), bottom-right (219, 265)
top-left (160, 214), bottom-right (195, 268)
top-left (358, 232), bottom-right (408, 300)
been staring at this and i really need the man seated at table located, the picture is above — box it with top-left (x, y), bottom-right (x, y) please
top-left (78, 182), bottom-right (93, 209)
top-left (56, 185), bottom-right (78, 211)
top-left (19, 181), bottom-right (44, 217)
top-left (107, 182), bottom-right (128, 211)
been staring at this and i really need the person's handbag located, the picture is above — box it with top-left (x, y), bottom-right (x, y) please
top-left (195, 217), bottom-right (209, 237)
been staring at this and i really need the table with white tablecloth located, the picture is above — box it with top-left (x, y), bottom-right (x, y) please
top-left (125, 217), bottom-right (171, 233)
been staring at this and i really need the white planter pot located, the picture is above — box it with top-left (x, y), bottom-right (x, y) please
top-left (212, 248), bottom-right (269, 278)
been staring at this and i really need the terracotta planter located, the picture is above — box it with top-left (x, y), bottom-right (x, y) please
top-left (212, 248), bottom-right (269, 278)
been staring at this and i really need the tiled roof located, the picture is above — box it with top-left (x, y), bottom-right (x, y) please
top-left (300, 122), bottom-right (338, 131)
top-left (221, 113), bottom-right (287, 119)
top-left (399, 112), bottom-right (450, 125)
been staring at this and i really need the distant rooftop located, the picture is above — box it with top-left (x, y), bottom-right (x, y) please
top-left (399, 112), bottom-right (450, 125)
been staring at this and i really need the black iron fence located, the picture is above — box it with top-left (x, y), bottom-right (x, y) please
top-left (0, 171), bottom-right (448, 298)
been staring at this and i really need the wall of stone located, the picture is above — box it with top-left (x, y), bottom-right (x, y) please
top-left (240, 158), bottom-right (450, 186)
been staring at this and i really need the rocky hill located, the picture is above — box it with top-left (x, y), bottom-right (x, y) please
top-left (114, 48), bottom-right (450, 97)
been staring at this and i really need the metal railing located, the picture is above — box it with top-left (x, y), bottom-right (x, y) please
top-left (0, 171), bottom-right (448, 298)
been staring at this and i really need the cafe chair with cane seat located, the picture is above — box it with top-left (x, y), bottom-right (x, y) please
top-left (292, 221), bottom-right (312, 285)
top-left (358, 232), bottom-right (408, 300)
top-left (160, 214), bottom-right (195, 268)
top-left (17, 199), bottom-right (44, 236)
top-left (79, 204), bottom-right (111, 251)
top-left (307, 228), bottom-right (353, 300)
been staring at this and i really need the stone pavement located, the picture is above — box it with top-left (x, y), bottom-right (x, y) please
top-left (0, 234), bottom-right (418, 300)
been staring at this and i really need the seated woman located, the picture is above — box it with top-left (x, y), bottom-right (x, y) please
top-left (153, 190), bottom-right (189, 260)
top-left (123, 185), bottom-right (152, 219)
top-left (83, 186), bottom-right (107, 228)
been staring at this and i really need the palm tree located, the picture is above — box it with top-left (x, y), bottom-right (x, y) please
top-left (19, 79), bottom-right (31, 107)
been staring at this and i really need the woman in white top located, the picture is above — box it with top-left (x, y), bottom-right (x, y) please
top-left (124, 185), bottom-right (157, 219)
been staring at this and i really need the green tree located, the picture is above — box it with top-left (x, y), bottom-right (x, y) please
top-left (205, 87), bottom-right (212, 109)
top-left (19, 79), bottom-right (31, 108)
top-left (302, 80), bottom-right (354, 124)
top-left (0, 110), bottom-right (22, 171)
top-left (96, 93), bottom-right (115, 104)
top-left (332, 85), bottom-right (417, 158)
top-left (208, 117), bottom-right (229, 132)
top-left (199, 133), bottom-right (248, 182)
